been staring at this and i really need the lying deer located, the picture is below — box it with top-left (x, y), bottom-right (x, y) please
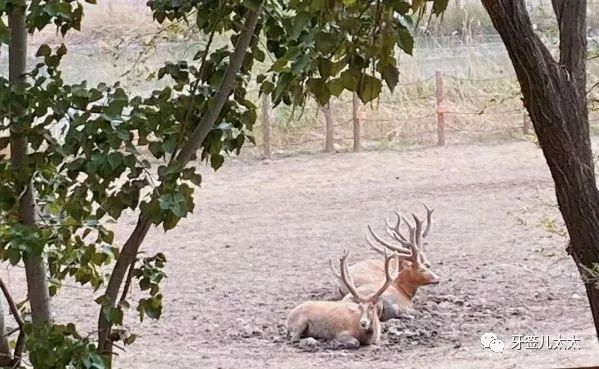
top-left (286, 250), bottom-right (398, 348)
top-left (332, 205), bottom-right (440, 320)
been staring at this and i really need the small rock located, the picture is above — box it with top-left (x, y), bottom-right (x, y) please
top-left (438, 301), bottom-right (452, 310)
top-left (572, 293), bottom-right (583, 299)
top-left (403, 329), bottom-right (418, 338)
top-left (508, 308), bottom-right (524, 316)
top-left (240, 325), bottom-right (262, 338)
top-left (272, 336), bottom-right (283, 343)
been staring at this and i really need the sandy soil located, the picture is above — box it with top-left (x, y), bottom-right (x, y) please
top-left (4, 141), bottom-right (599, 369)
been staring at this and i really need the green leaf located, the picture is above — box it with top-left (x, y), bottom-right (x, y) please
top-left (432, 0), bottom-right (449, 15)
top-left (327, 79), bottom-right (345, 97)
top-left (357, 74), bottom-right (382, 104)
top-left (397, 29), bottom-right (414, 55)
top-left (210, 154), bottom-right (224, 170)
top-left (380, 64), bottom-right (399, 91)
top-left (36, 44), bottom-right (52, 57)
top-left (339, 70), bottom-right (359, 91)
top-left (315, 32), bottom-right (337, 55)
top-left (307, 78), bottom-right (330, 106)
top-left (107, 152), bottom-right (122, 169)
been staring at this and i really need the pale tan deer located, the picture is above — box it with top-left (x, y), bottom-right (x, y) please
top-left (332, 205), bottom-right (440, 320)
top-left (286, 250), bottom-right (398, 348)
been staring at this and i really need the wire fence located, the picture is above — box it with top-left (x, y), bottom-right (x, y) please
top-left (251, 71), bottom-right (599, 157)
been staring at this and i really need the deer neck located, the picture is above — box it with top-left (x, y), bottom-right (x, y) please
top-left (395, 275), bottom-right (418, 301)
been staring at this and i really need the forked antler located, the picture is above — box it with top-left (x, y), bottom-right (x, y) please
top-left (368, 204), bottom-right (435, 266)
top-left (332, 249), bottom-right (398, 303)
top-left (366, 225), bottom-right (411, 257)
top-left (422, 204), bottom-right (434, 238)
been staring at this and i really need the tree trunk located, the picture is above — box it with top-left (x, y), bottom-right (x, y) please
top-left (261, 93), bottom-right (272, 160)
top-left (8, 5), bottom-right (52, 325)
top-left (352, 92), bottom-right (361, 152)
top-left (322, 103), bottom-right (335, 153)
top-left (481, 0), bottom-right (599, 341)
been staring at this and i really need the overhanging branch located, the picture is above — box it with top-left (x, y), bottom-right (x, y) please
top-left (97, 2), bottom-right (264, 356)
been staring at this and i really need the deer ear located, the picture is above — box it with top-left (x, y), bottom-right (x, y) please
top-left (375, 302), bottom-right (384, 317)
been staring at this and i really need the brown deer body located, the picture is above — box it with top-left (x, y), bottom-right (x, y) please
top-left (286, 251), bottom-right (397, 348)
top-left (334, 205), bottom-right (440, 320)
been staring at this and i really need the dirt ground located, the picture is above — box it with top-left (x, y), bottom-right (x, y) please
top-left (5, 141), bottom-right (599, 368)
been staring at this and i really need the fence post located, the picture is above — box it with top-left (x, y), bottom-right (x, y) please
top-left (522, 109), bottom-right (531, 135)
top-left (322, 103), bottom-right (335, 152)
top-left (352, 92), bottom-right (362, 152)
top-left (435, 71), bottom-right (446, 146)
top-left (261, 93), bottom-right (272, 160)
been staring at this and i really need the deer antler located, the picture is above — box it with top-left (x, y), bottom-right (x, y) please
top-left (385, 212), bottom-right (407, 242)
top-left (422, 203), bottom-right (434, 239)
top-left (339, 250), bottom-right (367, 303)
top-left (328, 259), bottom-right (341, 280)
top-left (368, 251), bottom-right (399, 303)
top-left (367, 225), bottom-right (412, 255)
top-left (373, 205), bottom-right (435, 267)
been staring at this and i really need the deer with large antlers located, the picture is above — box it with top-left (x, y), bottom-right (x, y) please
top-left (286, 251), bottom-right (398, 348)
top-left (332, 204), bottom-right (440, 320)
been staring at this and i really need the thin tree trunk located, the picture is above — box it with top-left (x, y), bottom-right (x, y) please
top-left (261, 93), bottom-right (271, 160)
top-left (0, 300), bottom-right (11, 366)
top-left (97, 3), bottom-right (264, 360)
top-left (8, 5), bottom-right (52, 325)
top-left (481, 0), bottom-right (599, 341)
top-left (352, 92), bottom-right (361, 152)
top-left (322, 103), bottom-right (335, 153)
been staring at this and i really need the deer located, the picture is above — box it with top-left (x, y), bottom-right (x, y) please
top-left (331, 204), bottom-right (441, 320)
top-left (286, 250), bottom-right (398, 348)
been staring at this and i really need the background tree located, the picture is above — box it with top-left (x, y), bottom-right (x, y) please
top-left (480, 0), bottom-right (599, 340)
top-left (0, 0), bottom-right (448, 367)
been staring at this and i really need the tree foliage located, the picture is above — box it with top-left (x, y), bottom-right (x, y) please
top-left (0, 0), bottom-right (447, 367)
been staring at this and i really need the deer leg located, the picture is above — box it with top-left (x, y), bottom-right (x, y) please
top-left (287, 318), bottom-right (308, 343)
top-left (381, 299), bottom-right (416, 321)
top-left (332, 333), bottom-right (360, 349)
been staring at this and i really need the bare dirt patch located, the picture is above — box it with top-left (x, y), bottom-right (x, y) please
top-left (4, 141), bottom-right (599, 369)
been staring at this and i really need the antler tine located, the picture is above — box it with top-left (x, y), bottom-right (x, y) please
top-left (366, 234), bottom-right (388, 257)
top-left (367, 225), bottom-right (411, 254)
top-left (385, 212), bottom-right (401, 233)
top-left (422, 203), bottom-right (434, 238)
top-left (369, 252), bottom-right (400, 303)
top-left (339, 250), bottom-right (366, 302)
top-left (410, 215), bottom-right (431, 267)
top-left (391, 211), bottom-right (410, 242)
top-left (412, 213), bottom-right (423, 249)
top-left (401, 215), bottom-right (416, 244)
top-left (406, 229), bottom-right (419, 264)
top-left (328, 258), bottom-right (342, 280)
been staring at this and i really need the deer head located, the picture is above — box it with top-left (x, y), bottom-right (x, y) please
top-left (366, 204), bottom-right (440, 287)
top-left (330, 250), bottom-right (398, 330)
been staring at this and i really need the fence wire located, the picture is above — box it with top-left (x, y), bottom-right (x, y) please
top-left (254, 73), bottom-right (599, 155)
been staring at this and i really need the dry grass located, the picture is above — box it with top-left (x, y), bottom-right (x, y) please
top-left (30, 0), bottom-right (157, 46)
